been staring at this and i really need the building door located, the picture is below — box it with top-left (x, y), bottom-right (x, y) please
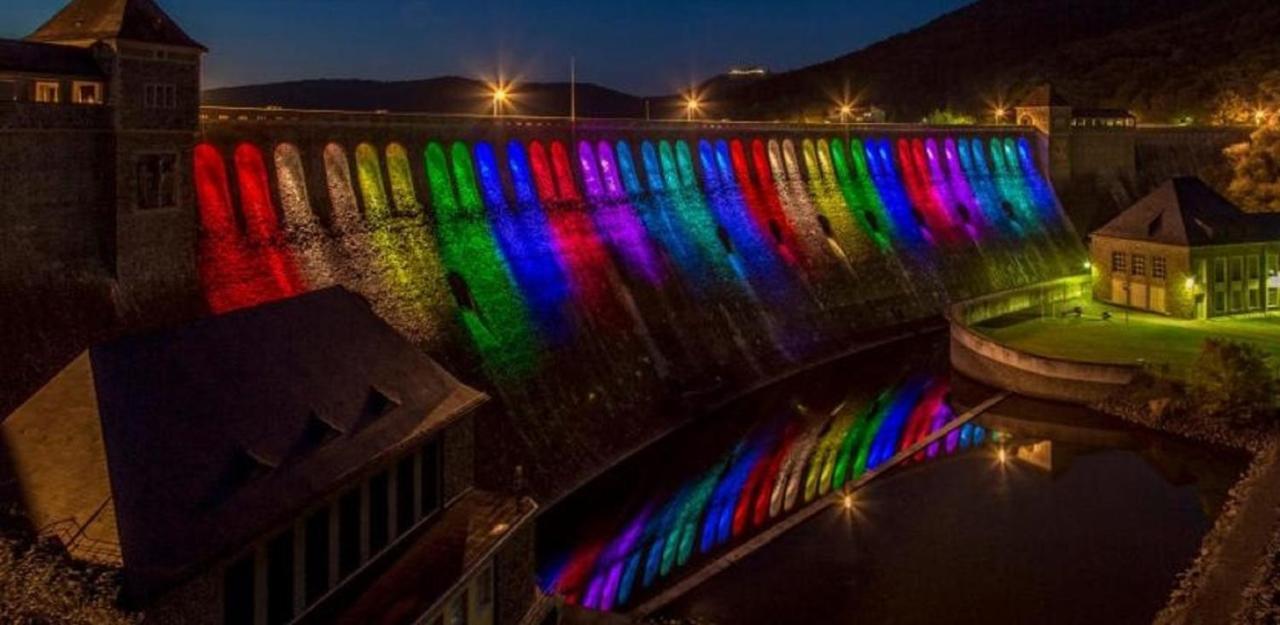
top-left (1130, 282), bottom-right (1148, 310)
top-left (1149, 286), bottom-right (1167, 313)
top-left (1111, 275), bottom-right (1128, 306)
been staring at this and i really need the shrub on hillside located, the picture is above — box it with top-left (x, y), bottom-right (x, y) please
top-left (1186, 338), bottom-right (1278, 425)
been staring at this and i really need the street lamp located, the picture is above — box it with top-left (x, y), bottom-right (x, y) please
top-left (1256, 109), bottom-right (1270, 126)
top-left (839, 103), bottom-right (854, 123)
top-left (684, 92), bottom-right (701, 122)
top-left (491, 84), bottom-right (510, 118)
top-left (993, 107), bottom-right (1007, 124)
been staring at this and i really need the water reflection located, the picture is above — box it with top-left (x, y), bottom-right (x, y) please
top-left (538, 339), bottom-right (1244, 623)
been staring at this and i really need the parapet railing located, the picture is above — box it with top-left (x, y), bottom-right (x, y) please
top-left (947, 274), bottom-right (1140, 389)
top-left (198, 105), bottom-right (1034, 135)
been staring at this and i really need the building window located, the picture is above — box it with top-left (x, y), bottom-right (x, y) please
top-left (144, 83), bottom-right (177, 109)
top-left (223, 556), bottom-right (255, 625)
top-left (369, 471), bottom-right (390, 553)
top-left (420, 440), bottom-right (442, 520)
top-left (1152, 256), bottom-right (1166, 279)
top-left (266, 531), bottom-right (295, 625)
top-left (304, 507), bottom-right (331, 605)
top-left (1131, 255), bottom-right (1146, 277)
top-left (447, 589), bottom-right (469, 625)
top-left (1111, 251), bottom-right (1126, 273)
top-left (337, 488), bottom-right (361, 578)
top-left (1267, 253), bottom-right (1279, 308)
top-left (136, 153), bottom-right (178, 209)
top-left (396, 455), bottom-right (415, 537)
top-left (1249, 256), bottom-right (1262, 310)
top-left (0, 80), bottom-right (16, 101)
top-left (476, 563), bottom-right (494, 611)
top-left (34, 81), bottom-right (60, 103)
top-left (72, 81), bottom-right (103, 104)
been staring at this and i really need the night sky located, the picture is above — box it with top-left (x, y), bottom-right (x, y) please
top-left (1, 0), bottom-right (969, 94)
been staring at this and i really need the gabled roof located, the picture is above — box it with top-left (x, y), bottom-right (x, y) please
top-left (27, 0), bottom-right (206, 51)
top-left (1092, 177), bottom-right (1280, 246)
top-left (1, 287), bottom-right (484, 601)
top-left (1019, 84), bottom-right (1070, 108)
top-left (0, 38), bottom-right (104, 77)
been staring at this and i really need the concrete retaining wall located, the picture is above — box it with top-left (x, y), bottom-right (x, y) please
top-left (948, 275), bottom-right (1139, 404)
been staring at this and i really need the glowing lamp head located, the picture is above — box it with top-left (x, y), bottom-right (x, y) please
top-left (1083, 260), bottom-right (1092, 270)
top-left (1256, 109), bottom-right (1269, 124)
top-left (1185, 276), bottom-right (1197, 290)
top-left (994, 107), bottom-right (1007, 118)
top-left (685, 96), bottom-right (701, 112)
top-left (841, 494), bottom-right (854, 510)
top-left (492, 87), bottom-right (509, 103)
top-left (997, 448), bottom-right (1009, 464)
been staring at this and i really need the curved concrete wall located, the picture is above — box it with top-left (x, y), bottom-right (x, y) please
top-left (948, 276), bottom-right (1139, 404)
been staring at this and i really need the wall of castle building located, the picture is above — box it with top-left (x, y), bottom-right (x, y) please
top-left (0, 121), bottom-right (114, 281)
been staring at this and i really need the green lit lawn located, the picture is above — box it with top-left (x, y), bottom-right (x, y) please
top-left (974, 298), bottom-right (1280, 377)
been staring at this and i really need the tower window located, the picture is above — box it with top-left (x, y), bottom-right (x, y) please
top-left (34, 81), bottom-right (60, 103)
top-left (72, 81), bottom-right (103, 105)
top-left (136, 153), bottom-right (178, 209)
top-left (144, 83), bottom-right (178, 109)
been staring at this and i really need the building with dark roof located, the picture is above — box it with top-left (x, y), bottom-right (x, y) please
top-left (1089, 177), bottom-right (1280, 318)
top-left (0, 287), bottom-right (541, 625)
top-left (1014, 84), bottom-right (1140, 195)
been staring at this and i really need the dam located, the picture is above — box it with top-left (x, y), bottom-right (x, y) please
top-left (193, 110), bottom-right (1087, 499)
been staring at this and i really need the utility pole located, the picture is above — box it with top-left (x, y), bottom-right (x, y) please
top-left (570, 56), bottom-right (576, 124)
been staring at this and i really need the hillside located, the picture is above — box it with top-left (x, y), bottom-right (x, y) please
top-left (715, 0), bottom-right (1280, 123)
top-left (203, 0), bottom-right (1280, 124)
top-left (203, 76), bottom-right (663, 118)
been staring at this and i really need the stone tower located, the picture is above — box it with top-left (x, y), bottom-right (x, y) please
top-left (27, 0), bottom-right (205, 319)
top-left (1014, 84), bottom-right (1073, 190)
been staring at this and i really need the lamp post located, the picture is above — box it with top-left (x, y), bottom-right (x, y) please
top-left (684, 93), bottom-right (701, 122)
top-left (993, 107), bottom-right (1007, 124)
top-left (492, 85), bottom-right (509, 118)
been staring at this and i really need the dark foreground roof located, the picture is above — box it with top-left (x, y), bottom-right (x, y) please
top-left (1, 287), bottom-right (484, 600)
top-left (27, 0), bottom-right (206, 51)
top-left (0, 38), bottom-right (103, 76)
top-left (1092, 177), bottom-right (1280, 246)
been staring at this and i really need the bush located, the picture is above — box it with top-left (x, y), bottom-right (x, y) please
top-left (1186, 338), bottom-right (1278, 425)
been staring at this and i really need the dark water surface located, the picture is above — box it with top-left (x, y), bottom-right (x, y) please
top-left (537, 337), bottom-right (1244, 625)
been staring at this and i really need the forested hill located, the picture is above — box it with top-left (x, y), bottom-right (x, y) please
top-left (205, 0), bottom-right (1280, 124)
top-left (713, 0), bottom-right (1280, 123)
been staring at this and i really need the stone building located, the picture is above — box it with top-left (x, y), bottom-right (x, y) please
top-left (1015, 84), bottom-right (1138, 195)
top-left (1089, 177), bottom-right (1280, 319)
top-left (0, 287), bottom-right (543, 625)
top-left (0, 0), bottom-right (204, 316)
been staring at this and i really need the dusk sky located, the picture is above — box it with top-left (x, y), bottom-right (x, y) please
top-left (1, 0), bottom-right (969, 94)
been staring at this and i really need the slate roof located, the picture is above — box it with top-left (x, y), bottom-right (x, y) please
top-left (27, 0), bottom-right (206, 51)
top-left (1, 287), bottom-right (484, 601)
top-left (1092, 177), bottom-right (1280, 247)
top-left (0, 38), bottom-right (103, 77)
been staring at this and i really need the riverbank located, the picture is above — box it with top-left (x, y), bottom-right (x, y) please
top-left (949, 279), bottom-right (1280, 625)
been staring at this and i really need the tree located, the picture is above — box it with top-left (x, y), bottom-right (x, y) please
top-left (1186, 338), bottom-right (1277, 425)
top-left (922, 109), bottom-right (976, 126)
top-left (1226, 125), bottom-right (1280, 213)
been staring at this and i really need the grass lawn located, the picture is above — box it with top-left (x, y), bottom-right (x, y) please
top-left (973, 298), bottom-right (1280, 377)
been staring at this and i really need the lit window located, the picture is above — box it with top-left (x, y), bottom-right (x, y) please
top-left (72, 81), bottom-right (103, 104)
top-left (1152, 256), bottom-right (1166, 279)
top-left (1111, 251), bottom-right (1126, 273)
top-left (135, 153), bottom-right (178, 209)
top-left (34, 81), bottom-right (60, 103)
top-left (1131, 255), bottom-right (1146, 276)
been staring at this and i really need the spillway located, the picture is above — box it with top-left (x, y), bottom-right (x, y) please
top-left (192, 124), bottom-right (1084, 500)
